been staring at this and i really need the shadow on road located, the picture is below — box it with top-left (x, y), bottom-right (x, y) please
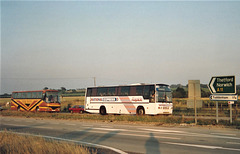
top-left (57, 127), bottom-right (93, 140)
top-left (95, 131), bottom-right (120, 144)
top-left (145, 133), bottom-right (160, 154)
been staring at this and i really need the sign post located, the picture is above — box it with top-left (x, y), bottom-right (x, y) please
top-left (228, 101), bottom-right (234, 124)
top-left (216, 101), bottom-right (218, 124)
top-left (230, 103), bottom-right (233, 124)
top-left (194, 84), bottom-right (197, 125)
top-left (208, 75), bottom-right (236, 124)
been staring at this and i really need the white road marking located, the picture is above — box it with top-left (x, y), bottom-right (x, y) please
top-left (141, 128), bottom-right (240, 140)
top-left (227, 142), bottom-right (240, 145)
top-left (2, 119), bottom-right (11, 121)
top-left (211, 133), bottom-right (236, 136)
top-left (81, 124), bottom-right (94, 127)
top-left (65, 123), bottom-right (76, 126)
top-left (164, 141), bottom-right (220, 149)
top-left (2, 123), bottom-right (26, 127)
top-left (163, 141), bottom-right (240, 152)
top-left (13, 119), bottom-right (22, 121)
top-left (118, 132), bottom-right (180, 140)
top-left (141, 128), bottom-right (185, 133)
top-left (76, 129), bottom-right (180, 140)
top-left (2, 124), bottom-right (54, 129)
top-left (37, 126), bottom-right (54, 129)
top-left (51, 122), bottom-right (60, 124)
top-left (94, 128), bottom-right (124, 131)
top-left (0, 131), bottom-right (127, 154)
top-left (100, 125), bottom-right (113, 128)
top-left (37, 121), bottom-right (46, 123)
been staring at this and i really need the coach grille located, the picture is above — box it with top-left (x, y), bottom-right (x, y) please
top-left (50, 106), bottom-right (59, 110)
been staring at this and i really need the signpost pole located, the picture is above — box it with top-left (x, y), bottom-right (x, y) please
top-left (230, 103), bottom-right (233, 124)
top-left (194, 84), bottom-right (197, 125)
top-left (216, 101), bottom-right (218, 124)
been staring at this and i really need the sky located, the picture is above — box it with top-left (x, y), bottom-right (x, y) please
top-left (1, 1), bottom-right (240, 94)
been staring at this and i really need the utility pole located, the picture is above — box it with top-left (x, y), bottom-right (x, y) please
top-left (93, 77), bottom-right (96, 87)
top-left (194, 83), bottom-right (197, 125)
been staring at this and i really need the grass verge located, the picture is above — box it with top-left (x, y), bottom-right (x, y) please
top-left (0, 130), bottom-right (95, 154)
top-left (1, 110), bottom-right (240, 129)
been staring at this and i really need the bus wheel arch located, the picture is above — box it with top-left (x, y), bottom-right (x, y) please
top-left (137, 106), bottom-right (145, 115)
top-left (99, 106), bottom-right (107, 115)
top-left (36, 107), bottom-right (40, 112)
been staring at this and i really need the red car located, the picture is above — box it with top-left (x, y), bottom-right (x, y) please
top-left (69, 105), bottom-right (84, 114)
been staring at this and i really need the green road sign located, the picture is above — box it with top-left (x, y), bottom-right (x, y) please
top-left (208, 76), bottom-right (236, 94)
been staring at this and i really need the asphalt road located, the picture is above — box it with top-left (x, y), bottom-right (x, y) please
top-left (1, 116), bottom-right (240, 154)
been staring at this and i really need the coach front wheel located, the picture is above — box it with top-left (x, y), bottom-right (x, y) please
top-left (100, 106), bottom-right (107, 115)
top-left (36, 107), bottom-right (40, 112)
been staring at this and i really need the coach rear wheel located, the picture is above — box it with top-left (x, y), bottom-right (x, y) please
top-left (17, 106), bottom-right (21, 111)
top-left (100, 106), bottom-right (106, 115)
top-left (137, 107), bottom-right (145, 115)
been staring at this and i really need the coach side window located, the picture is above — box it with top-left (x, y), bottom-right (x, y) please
top-left (120, 86), bottom-right (130, 96)
top-left (36, 92), bottom-right (43, 99)
top-left (16, 93), bottom-right (21, 98)
top-left (12, 93), bottom-right (16, 98)
top-left (143, 86), bottom-right (150, 99)
top-left (136, 86), bottom-right (144, 96)
top-left (32, 92), bottom-right (37, 98)
top-left (87, 88), bottom-right (92, 96)
top-left (108, 87), bottom-right (116, 96)
top-left (97, 88), bottom-right (108, 96)
top-left (22, 92), bottom-right (27, 99)
top-left (27, 92), bottom-right (32, 99)
top-left (91, 88), bottom-right (97, 96)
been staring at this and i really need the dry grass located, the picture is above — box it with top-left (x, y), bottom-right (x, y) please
top-left (61, 96), bottom-right (85, 110)
top-left (0, 98), bottom-right (11, 106)
top-left (0, 130), bottom-right (94, 154)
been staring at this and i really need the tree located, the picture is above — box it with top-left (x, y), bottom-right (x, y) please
top-left (60, 87), bottom-right (66, 94)
top-left (173, 87), bottom-right (187, 98)
top-left (201, 89), bottom-right (211, 98)
top-left (43, 87), bottom-right (48, 90)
